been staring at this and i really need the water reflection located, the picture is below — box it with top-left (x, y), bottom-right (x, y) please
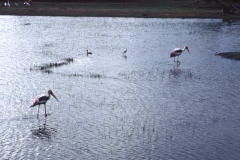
top-left (169, 68), bottom-right (193, 79)
top-left (222, 18), bottom-right (238, 25)
top-left (31, 117), bottom-right (57, 140)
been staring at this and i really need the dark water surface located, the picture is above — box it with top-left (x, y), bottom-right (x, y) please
top-left (0, 16), bottom-right (240, 159)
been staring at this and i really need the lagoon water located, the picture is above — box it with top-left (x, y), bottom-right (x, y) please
top-left (0, 16), bottom-right (240, 159)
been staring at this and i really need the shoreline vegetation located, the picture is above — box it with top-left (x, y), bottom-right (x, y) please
top-left (0, 1), bottom-right (240, 18)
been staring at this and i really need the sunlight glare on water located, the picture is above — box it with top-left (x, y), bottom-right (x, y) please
top-left (0, 16), bottom-right (240, 159)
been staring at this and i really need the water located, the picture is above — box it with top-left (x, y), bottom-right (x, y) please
top-left (0, 16), bottom-right (240, 159)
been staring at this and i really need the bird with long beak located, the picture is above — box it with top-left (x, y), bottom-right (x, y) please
top-left (30, 90), bottom-right (58, 117)
top-left (170, 46), bottom-right (190, 62)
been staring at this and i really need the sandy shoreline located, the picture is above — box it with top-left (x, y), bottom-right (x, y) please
top-left (0, 1), bottom-right (240, 19)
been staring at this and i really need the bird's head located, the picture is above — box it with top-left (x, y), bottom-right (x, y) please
top-left (48, 90), bottom-right (59, 101)
top-left (184, 46), bottom-right (190, 54)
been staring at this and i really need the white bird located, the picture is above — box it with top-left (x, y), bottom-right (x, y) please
top-left (7, 1), bottom-right (10, 7)
top-left (24, 1), bottom-right (30, 6)
top-left (15, 2), bottom-right (18, 6)
top-left (86, 50), bottom-right (92, 56)
top-left (30, 90), bottom-right (58, 117)
top-left (170, 46), bottom-right (190, 62)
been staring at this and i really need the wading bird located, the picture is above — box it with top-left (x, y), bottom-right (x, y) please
top-left (170, 46), bottom-right (190, 62)
top-left (122, 48), bottom-right (127, 58)
top-left (86, 50), bottom-right (92, 56)
top-left (30, 90), bottom-right (58, 116)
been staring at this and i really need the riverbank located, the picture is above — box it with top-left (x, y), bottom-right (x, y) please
top-left (0, 1), bottom-right (240, 18)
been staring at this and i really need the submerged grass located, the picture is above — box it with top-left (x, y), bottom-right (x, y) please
top-left (31, 57), bottom-right (74, 73)
top-left (67, 73), bottom-right (105, 79)
top-left (215, 52), bottom-right (240, 61)
top-left (31, 57), bottom-right (105, 78)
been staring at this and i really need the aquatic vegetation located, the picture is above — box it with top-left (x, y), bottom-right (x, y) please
top-left (31, 57), bottom-right (74, 73)
top-left (215, 52), bottom-right (240, 61)
top-left (44, 43), bottom-right (54, 47)
top-left (67, 73), bottom-right (105, 79)
top-left (169, 69), bottom-right (194, 79)
top-left (30, 57), bottom-right (107, 79)
top-left (212, 116), bottom-right (219, 123)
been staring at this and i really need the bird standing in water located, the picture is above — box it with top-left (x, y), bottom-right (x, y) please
top-left (122, 48), bottom-right (127, 58)
top-left (170, 46), bottom-right (190, 62)
top-left (123, 48), bottom-right (127, 55)
top-left (86, 50), bottom-right (92, 56)
top-left (30, 90), bottom-right (58, 117)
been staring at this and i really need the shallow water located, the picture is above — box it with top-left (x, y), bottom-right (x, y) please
top-left (0, 16), bottom-right (240, 159)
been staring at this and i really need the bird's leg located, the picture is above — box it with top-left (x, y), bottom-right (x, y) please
top-left (177, 56), bottom-right (179, 62)
top-left (37, 105), bottom-right (40, 117)
top-left (174, 57), bottom-right (176, 62)
top-left (44, 104), bottom-right (47, 116)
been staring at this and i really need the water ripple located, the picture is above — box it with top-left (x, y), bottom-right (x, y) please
top-left (0, 16), bottom-right (240, 159)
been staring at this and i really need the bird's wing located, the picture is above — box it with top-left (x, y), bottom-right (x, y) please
top-left (172, 48), bottom-right (182, 52)
top-left (38, 95), bottom-right (49, 101)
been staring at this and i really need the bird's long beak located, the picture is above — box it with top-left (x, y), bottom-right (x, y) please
top-left (50, 92), bottom-right (59, 101)
top-left (186, 48), bottom-right (191, 54)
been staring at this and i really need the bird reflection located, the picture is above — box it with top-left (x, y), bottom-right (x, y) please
top-left (176, 61), bottom-right (181, 68)
top-left (123, 54), bottom-right (127, 59)
top-left (169, 68), bottom-right (182, 77)
top-left (31, 117), bottom-right (56, 139)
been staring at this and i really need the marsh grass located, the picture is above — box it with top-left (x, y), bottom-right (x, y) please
top-left (118, 68), bottom-right (195, 82)
top-left (31, 57), bottom-right (74, 73)
top-left (30, 57), bottom-right (107, 78)
top-left (67, 73), bottom-right (105, 79)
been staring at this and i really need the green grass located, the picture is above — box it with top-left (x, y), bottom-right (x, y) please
top-left (0, 1), bottom-right (240, 18)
